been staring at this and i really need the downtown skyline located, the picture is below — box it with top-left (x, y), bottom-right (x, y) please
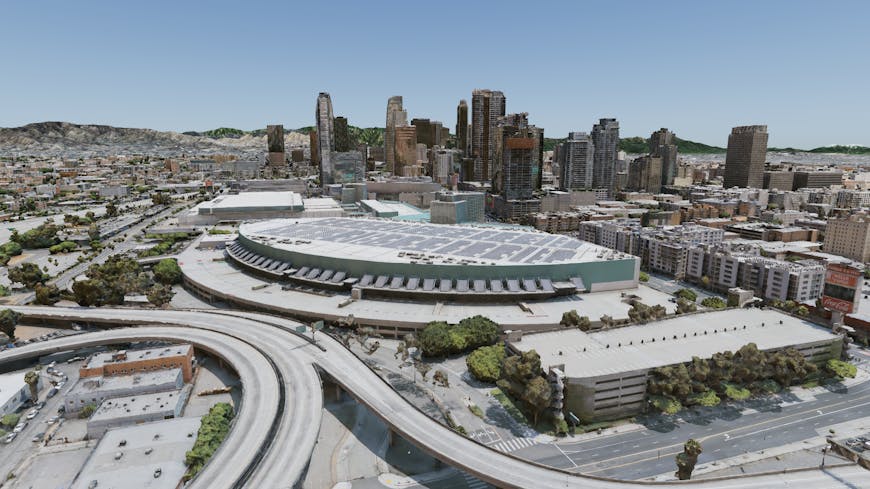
top-left (2, 0), bottom-right (869, 148)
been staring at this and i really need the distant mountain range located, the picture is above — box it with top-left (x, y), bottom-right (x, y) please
top-left (1, 122), bottom-right (868, 157)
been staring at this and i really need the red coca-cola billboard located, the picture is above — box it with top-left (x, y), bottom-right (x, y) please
top-left (821, 263), bottom-right (862, 314)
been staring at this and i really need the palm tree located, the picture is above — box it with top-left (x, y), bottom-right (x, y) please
top-left (24, 370), bottom-right (39, 401)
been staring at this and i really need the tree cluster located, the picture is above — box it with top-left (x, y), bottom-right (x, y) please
top-left (627, 301), bottom-right (667, 324)
top-left (72, 256), bottom-right (172, 307)
top-left (497, 350), bottom-right (552, 425)
top-left (138, 232), bottom-right (190, 258)
top-left (49, 241), bottom-right (77, 254)
top-left (466, 345), bottom-right (505, 383)
top-left (185, 403), bottom-right (234, 481)
top-left (0, 309), bottom-right (21, 341)
top-left (674, 288), bottom-right (697, 302)
top-left (560, 310), bottom-right (591, 331)
top-left (418, 315), bottom-right (499, 357)
top-left (10, 222), bottom-right (61, 249)
top-left (8, 262), bottom-right (49, 289)
top-left (700, 297), bottom-right (726, 309)
top-left (153, 258), bottom-right (183, 285)
top-left (675, 439), bottom-right (703, 480)
top-left (768, 299), bottom-right (809, 316)
top-left (647, 343), bottom-right (818, 414)
top-left (0, 241), bottom-right (22, 266)
top-left (675, 297), bottom-right (697, 314)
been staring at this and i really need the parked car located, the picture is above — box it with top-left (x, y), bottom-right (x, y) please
top-left (4, 433), bottom-right (16, 444)
top-left (26, 410), bottom-right (37, 420)
top-left (32, 432), bottom-right (45, 443)
top-left (13, 422), bottom-right (28, 433)
top-left (46, 387), bottom-right (58, 398)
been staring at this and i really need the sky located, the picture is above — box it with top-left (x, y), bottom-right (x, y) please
top-left (1, 0), bottom-right (868, 148)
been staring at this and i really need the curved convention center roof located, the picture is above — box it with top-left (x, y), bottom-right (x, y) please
top-left (231, 218), bottom-right (639, 300)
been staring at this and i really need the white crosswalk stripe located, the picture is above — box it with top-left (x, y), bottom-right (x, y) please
top-left (462, 472), bottom-right (491, 488)
top-left (489, 437), bottom-right (538, 453)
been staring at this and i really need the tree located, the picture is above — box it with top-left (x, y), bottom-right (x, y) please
top-left (34, 284), bottom-right (61, 305)
top-left (72, 278), bottom-right (124, 307)
top-left (455, 315), bottom-right (499, 350)
top-left (87, 223), bottom-right (101, 242)
top-left (675, 298), bottom-right (697, 314)
top-left (466, 345), bottom-right (505, 383)
top-left (0, 308), bottom-right (22, 340)
top-left (432, 369), bottom-right (449, 387)
top-left (638, 271), bottom-right (650, 282)
top-left (523, 376), bottom-right (552, 426)
top-left (24, 370), bottom-right (39, 401)
top-left (675, 288), bottom-right (697, 302)
top-left (418, 321), bottom-right (452, 357)
top-left (414, 361), bottom-right (431, 381)
top-left (153, 258), bottom-right (183, 285)
top-left (152, 192), bottom-right (172, 205)
top-left (105, 200), bottom-right (119, 218)
top-left (147, 284), bottom-right (174, 307)
top-left (701, 297), bottom-right (726, 309)
top-left (8, 262), bottom-right (48, 289)
top-left (700, 275), bottom-right (712, 289)
top-left (675, 439), bottom-right (703, 480)
top-left (560, 310), bottom-right (581, 328)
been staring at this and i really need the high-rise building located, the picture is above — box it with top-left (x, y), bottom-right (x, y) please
top-left (315, 92), bottom-right (335, 185)
top-left (649, 128), bottom-right (678, 186)
top-left (331, 151), bottom-right (365, 184)
top-left (411, 118), bottom-right (444, 148)
top-left (492, 113), bottom-right (543, 195)
top-left (824, 213), bottom-right (870, 262)
top-left (334, 116), bottom-right (352, 152)
top-left (309, 130), bottom-right (318, 165)
top-left (591, 118), bottom-right (620, 196)
top-left (723, 125), bottom-right (768, 189)
top-left (385, 96), bottom-right (407, 174)
top-left (501, 135), bottom-right (535, 201)
top-left (456, 100), bottom-right (468, 154)
top-left (471, 89), bottom-right (506, 182)
top-left (793, 170), bottom-right (844, 190)
top-left (394, 126), bottom-right (418, 177)
top-left (560, 132), bottom-right (594, 190)
top-left (628, 156), bottom-right (663, 194)
top-left (266, 124), bottom-right (285, 168)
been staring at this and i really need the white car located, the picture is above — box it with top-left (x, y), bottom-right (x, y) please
top-left (4, 433), bottom-right (16, 444)
top-left (13, 422), bottom-right (27, 433)
top-left (56, 381), bottom-right (66, 389)
top-left (26, 411), bottom-right (37, 420)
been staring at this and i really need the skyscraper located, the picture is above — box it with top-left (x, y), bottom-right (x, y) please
top-left (456, 100), bottom-right (468, 154)
top-left (471, 89), bottom-right (506, 182)
top-left (492, 113), bottom-right (543, 195)
top-left (266, 124), bottom-right (285, 168)
top-left (628, 155), bottom-right (663, 193)
top-left (315, 92), bottom-right (335, 185)
top-left (385, 96), bottom-right (407, 174)
top-left (560, 132), bottom-right (594, 190)
top-left (723, 125), bottom-right (768, 189)
top-left (649, 128), bottom-right (678, 186)
top-left (334, 116), bottom-right (352, 152)
top-left (591, 118), bottom-right (620, 195)
top-left (501, 135), bottom-right (535, 201)
top-left (394, 125), bottom-right (418, 177)
top-left (411, 118), bottom-right (443, 148)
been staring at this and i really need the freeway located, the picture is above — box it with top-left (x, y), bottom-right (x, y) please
top-left (4, 306), bottom-right (870, 489)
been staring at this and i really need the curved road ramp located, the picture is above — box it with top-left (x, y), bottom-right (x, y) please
top-left (3, 306), bottom-right (869, 489)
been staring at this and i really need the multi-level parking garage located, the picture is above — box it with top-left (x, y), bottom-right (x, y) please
top-left (229, 217), bottom-right (639, 301)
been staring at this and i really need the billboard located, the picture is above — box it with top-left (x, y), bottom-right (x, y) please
top-left (822, 263), bottom-right (862, 314)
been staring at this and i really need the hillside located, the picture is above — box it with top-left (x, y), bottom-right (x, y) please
top-left (2, 122), bottom-right (866, 158)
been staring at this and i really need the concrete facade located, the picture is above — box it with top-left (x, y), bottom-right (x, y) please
top-left (723, 125), bottom-right (768, 189)
top-left (824, 213), bottom-right (870, 262)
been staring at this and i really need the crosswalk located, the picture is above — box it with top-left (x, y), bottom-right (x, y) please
top-left (462, 472), bottom-right (492, 489)
top-left (489, 437), bottom-right (538, 453)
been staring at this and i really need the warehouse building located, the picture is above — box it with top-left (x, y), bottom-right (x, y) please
top-left (86, 389), bottom-right (187, 438)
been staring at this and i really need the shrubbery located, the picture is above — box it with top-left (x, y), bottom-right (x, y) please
top-left (700, 297), bottom-right (726, 309)
top-left (647, 343), bottom-right (818, 414)
top-left (11, 222), bottom-right (60, 249)
top-left (827, 359), bottom-right (857, 379)
top-left (418, 316), bottom-right (499, 357)
top-left (466, 345), bottom-right (505, 383)
top-left (185, 403), bottom-right (234, 481)
top-left (49, 241), bottom-right (77, 254)
top-left (675, 288), bottom-right (697, 302)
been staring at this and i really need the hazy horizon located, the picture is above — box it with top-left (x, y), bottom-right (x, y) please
top-left (2, 0), bottom-right (868, 148)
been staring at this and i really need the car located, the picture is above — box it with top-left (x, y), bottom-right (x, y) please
top-left (48, 361), bottom-right (56, 368)
top-left (36, 401), bottom-right (45, 410)
top-left (4, 433), bottom-right (16, 444)
top-left (57, 405), bottom-right (65, 414)
top-left (87, 480), bottom-right (98, 489)
top-left (32, 432), bottom-right (45, 443)
top-left (56, 381), bottom-right (66, 389)
top-left (46, 416), bottom-right (60, 424)
top-left (13, 422), bottom-right (27, 433)
top-left (153, 468), bottom-right (162, 478)
top-left (47, 387), bottom-right (58, 398)
top-left (26, 411), bottom-right (37, 420)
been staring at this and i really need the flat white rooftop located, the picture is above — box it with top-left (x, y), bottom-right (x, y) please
top-left (0, 371), bottom-right (26, 408)
top-left (199, 191), bottom-right (304, 212)
top-left (241, 217), bottom-right (629, 267)
top-left (70, 417), bottom-right (202, 489)
top-left (90, 389), bottom-right (184, 422)
top-left (512, 309), bottom-right (838, 379)
top-left (84, 345), bottom-right (191, 370)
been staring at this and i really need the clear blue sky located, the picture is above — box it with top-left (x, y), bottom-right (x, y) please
top-left (2, 0), bottom-right (868, 148)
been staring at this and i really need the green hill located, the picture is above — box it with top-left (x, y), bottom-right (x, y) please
top-left (547, 136), bottom-right (724, 154)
